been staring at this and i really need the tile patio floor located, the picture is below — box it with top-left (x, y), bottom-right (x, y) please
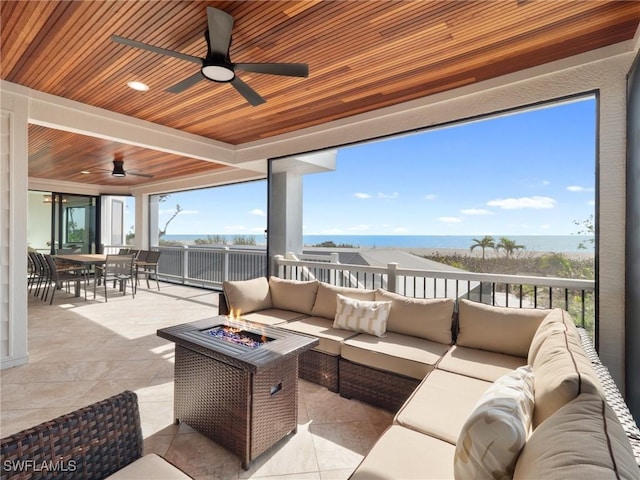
top-left (1, 282), bottom-right (393, 480)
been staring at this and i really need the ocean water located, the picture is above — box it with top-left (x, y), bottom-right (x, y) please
top-left (163, 234), bottom-right (595, 253)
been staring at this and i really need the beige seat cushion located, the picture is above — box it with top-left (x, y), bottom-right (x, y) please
top-left (437, 345), bottom-right (527, 382)
top-left (223, 277), bottom-right (272, 314)
top-left (457, 299), bottom-right (549, 357)
top-left (375, 289), bottom-right (454, 344)
top-left (268, 277), bottom-right (319, 315)
top-left (532, 321), bottom-right (602, 428)
top-left (277, 316), bottom-right (358, 355)
top-left (395, 370), bottom-right (492, 444)
top-left (310, 283), bottom-right (375, 319)
top-left (514, 393), bottom-right (639, 480)
top-left (350, 425), bottom-right (456, 480)
top-left (341, 331), bottom-right (449, 379)
top-left (107, 454), bottom-right (192, 479)
top-left (241, 308), bottom-right (307, 326)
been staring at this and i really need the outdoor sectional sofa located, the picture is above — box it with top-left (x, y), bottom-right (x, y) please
top-left (221, 276), bottom-right (640, 479)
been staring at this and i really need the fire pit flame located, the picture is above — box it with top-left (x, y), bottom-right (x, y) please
top-left (204, 325), bottom-right (272, 348)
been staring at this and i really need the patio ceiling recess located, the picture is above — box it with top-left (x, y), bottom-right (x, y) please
top-left (2, 1), bottom-right (639, 187)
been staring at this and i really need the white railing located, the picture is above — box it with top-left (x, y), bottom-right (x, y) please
top-left (273, 253), bottom-right (595, 329)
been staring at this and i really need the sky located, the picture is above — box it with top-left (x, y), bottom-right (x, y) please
top-left (132, 95), bottom-right (596, 237)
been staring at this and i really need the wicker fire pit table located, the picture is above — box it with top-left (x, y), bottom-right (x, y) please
top-left (157, 317), bottom-right (318, 470)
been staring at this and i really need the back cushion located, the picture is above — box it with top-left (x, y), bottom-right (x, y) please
top-left (528, 308), bottom-right (579, 364)
top-left (223, 277), bottom-right (272, 315)
top-left (269, 277), bottom-right (319, 315)
top-left (457, 299), bottom-right (549, 357)
top-left (531, 322), bottom-right (601, 428)
top-left (375, 289), bottom-right (454, 344)
top-left (514, 393), bottom-right (639, 480)
top-left (311, 283), bottom-right (375, 319)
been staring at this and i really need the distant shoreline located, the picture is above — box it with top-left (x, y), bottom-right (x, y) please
top-left (397, 247), bottom-right (594, 260)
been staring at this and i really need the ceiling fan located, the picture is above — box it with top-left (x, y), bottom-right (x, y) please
top-left (111, 6), bottom-right (309, 106)
top-left (83, 155), bottom-right (154, 179)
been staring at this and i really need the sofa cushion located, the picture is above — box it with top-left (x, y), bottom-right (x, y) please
top-left (107, 454), bottom-right (192, 479)
top-left (531, 321), bottom-right (601, 428)
top-left (311, 283), bottom-right (375, 319)
top-left (342, 331), bottom-right (449, 379)
top-left (438, 345), bottom-right (527, 382)
top-left (374, 289), bottom-right (454, 344)
top-left (222, 277), bottom-right (272, 314)
top-left (241, 309), bottom-right (307, 326)
top-left (528, 308), bottom-right (580, 364)
top-left (514, 393), bottom-right (639, 480)
top-left (350, 425), bottom-right (456, 480)
top-left (333, 294), bottom-right (391, 337)
top-left (268, 277), bottom-right (319, 315)
top-left (277, 316), bottom-right (358, 355)
top-left (454, 366), bottom-right (535, 480)
top-left (457, 299), bottom-right (549, 357)
top-left (395, 370), bottom-right (492, 444)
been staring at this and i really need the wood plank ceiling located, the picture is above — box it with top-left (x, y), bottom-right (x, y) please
top-left (2, 1), bottom-right (639, 186)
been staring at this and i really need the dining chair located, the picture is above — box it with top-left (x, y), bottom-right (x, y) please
top-left (135, 250), bottom-right (161, 291)
top-left (42, 254), bottom-right (87, 304)
top-left (94, 254), bottom-right (135, 302)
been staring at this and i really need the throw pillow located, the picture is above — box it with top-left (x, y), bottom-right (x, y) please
top-left (454, 365), bottom-right (535, 480)
top-left (333, 294), bottom-right (391, 337)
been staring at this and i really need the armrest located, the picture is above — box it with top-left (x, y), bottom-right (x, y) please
top-left (0, 391), bottom-right (143, 479)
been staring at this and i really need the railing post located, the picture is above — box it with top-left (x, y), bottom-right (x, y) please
top-left (387, 262), bottom-right (398, 293)
top-left (182, 245), bottom-right (189, 285)
top-left (330, 252), bottom-right (339, 285)
top-left (223, 246), bottom-right (230, 282)
top-left (273, 255), bottom-right (284, 278)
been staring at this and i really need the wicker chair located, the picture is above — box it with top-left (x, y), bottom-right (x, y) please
top-left (0, 391), bottom-right (192, 479)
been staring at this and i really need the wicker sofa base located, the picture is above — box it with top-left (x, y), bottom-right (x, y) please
top-left (338, 358), bottom-right (422, 412)
top-left (299, 349), bottom-right (339, 393)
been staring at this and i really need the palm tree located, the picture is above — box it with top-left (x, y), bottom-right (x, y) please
top-left (470, 235), bottom-right (495, 261)
top-left (496, 237), bottom-right (525, 258)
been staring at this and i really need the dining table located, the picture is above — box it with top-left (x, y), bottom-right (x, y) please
top-left (53, 254), bottom-right (107, 297)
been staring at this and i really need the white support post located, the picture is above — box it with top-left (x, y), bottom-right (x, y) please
top-left (223, 247), bottom-right (230, 282)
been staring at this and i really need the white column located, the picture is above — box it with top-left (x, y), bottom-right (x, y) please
top-left (268, 170), bottom-right (303, 259)
top-left (1, 91), bottom-right (29, 369)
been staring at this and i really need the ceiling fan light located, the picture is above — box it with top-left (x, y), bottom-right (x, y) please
top-left (112, 160), bottom-right (126, 177)
top-left (202, 65), bottom-right (235, 82)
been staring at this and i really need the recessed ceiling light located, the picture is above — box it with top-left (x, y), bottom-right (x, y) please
top-left (80, 171), bottom-right (91, 175)
top-left (127, 81), bottom-right (149, 91)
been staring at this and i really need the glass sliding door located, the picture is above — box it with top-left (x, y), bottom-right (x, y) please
top-left (28, 191), bottom-right (100, 254)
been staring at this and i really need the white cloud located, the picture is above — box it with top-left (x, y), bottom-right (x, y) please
top-left (353, 193), bottom-right (372, 199)
top-left (224, 225), bottom-right (246, 231)
top-left (250, 208), bottom-right (266, 216)
top-left (540, 224), bottom-right (551, 229)
top-left (424, 194), bottom-right (437, 200)
top-left (587, 200), bottom-right (596, 206)
top-left (486, 196), bottom-right (556, 210)
top-left (348, 224), bottom-right (370, 231)
top-left (393, 227), bottom-right (409, 233)
top-left (566, 185), bottom-right (594, 192)
top-left (439, 216), bottom-right (462, 223)
top-left (542, 180), bottom-right (550, 186)
top-left (378, 192), bottom-right (399, 199)
top-left (460, 208), bottom-right (492, 215)
top-left (320, 228), bottom-right (344, 234)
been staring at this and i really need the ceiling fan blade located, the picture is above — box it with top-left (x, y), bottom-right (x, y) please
top-left (111, 35), bottom-right (202, 65)
top-left (235, 63), bottom-right (309, 78)
top-left (166, 72), bottom-right (204, 93)
top-left (206, 6), bottom-right (234, 57)
top-left (128, 172), bottom-right (154, 178)
top-left (230, 77), bottom-right (265, 106)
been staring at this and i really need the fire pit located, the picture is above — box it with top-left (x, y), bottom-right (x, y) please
top-left (203, 325), bottom-right (273, 348)
top-left (157, 317), bottom-right (318, 470)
